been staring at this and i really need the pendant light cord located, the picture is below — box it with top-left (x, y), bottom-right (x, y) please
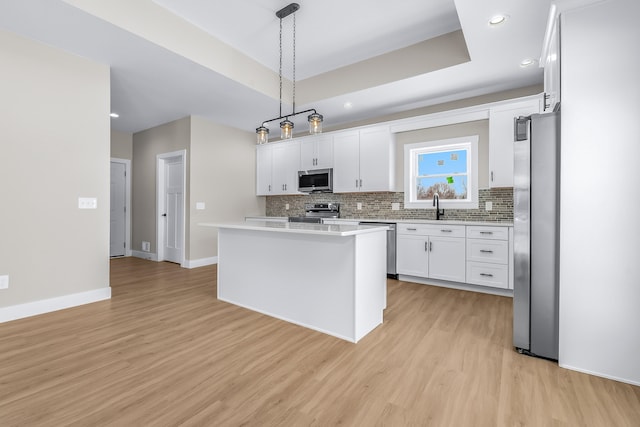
top-left (292, 13), bottom-right (296, 115)
top-left (279, 17), bottom-right (283, 119)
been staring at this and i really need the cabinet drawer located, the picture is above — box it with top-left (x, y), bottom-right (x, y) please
top-left (466, 226), bottom-right (509, 240)
top-left (398, 223), bottom-right (465, 238)
top-left (466, 239), bottom-right (508, 264)
top-left (466, 262), bottom-right (509, 289)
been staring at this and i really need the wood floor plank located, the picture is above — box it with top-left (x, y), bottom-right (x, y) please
top-left (0, 257), bottom-right (638, 426)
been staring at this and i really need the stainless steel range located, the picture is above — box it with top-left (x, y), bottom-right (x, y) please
top-left (288, 203), bottom-right (340, 224)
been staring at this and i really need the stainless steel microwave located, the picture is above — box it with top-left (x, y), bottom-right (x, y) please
top-left (297, 168), bottom-right (333, 193)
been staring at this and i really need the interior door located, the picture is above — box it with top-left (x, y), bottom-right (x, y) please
top-left (163, 158), bottom-right (184, 264)
top-left (110, 161), bottom-right (126, 257)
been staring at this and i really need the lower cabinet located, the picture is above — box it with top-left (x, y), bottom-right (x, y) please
top-left (397, 224), bottom-right (466, 283)
top-left (397, 223), bottom-right (513, 291)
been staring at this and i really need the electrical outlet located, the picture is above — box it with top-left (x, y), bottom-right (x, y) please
top-left (196, 202), bottom-right (206, 210)
top-left (285, 203), bottom-right (290, 210)
top-left (485, 201), bottom-right (493, 211)
top-left (78, 197), bottom-right (97, 209)
top-left (0, 275), bottom-right (8, 289)
top-left (142, 241), bottom-right (150, 252)
top-left (357, 202), bottom-right (362, 210)
top-left (391, 202), bottom-right (400, 211)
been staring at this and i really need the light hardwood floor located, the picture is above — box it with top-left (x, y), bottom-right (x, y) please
top-left (1, 257), bottom-right (638, 426)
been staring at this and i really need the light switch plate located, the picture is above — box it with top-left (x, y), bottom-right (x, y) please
top-left (285, 203), bottom-right (290, 210)
top-left (485, 201), bottom-right (493, 211)
top-left (196, 202), bottom-right (206, 210)
top-left (0, 275), bottom-right (8, 289)
top-left (357, 202), bottom-right (362, 210)
top-left (78, 197), bottom-right (97, 209)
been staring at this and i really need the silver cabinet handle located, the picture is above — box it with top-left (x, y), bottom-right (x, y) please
top-left (480, 249), bottom-right (494, 253)
top-left (407, 228), bottom-right (417, 231)
top-left (480, 231), bottom-right (493, 235)
top-left (491, 171), bottom-right (494, 182)
top-left (429, 241), bottom-right (432, 252)
top-left (424, 242), bottom-right (428, 252)
top-left (359, 179), bottom-right (363, 187)
top-left (480, 273), bottom-right (494, 277)
top-left (355, 179), bottom-right (359, 188)
top-left (268, 184), bottom-right (271, 192)
top-left (440, 229), bottom-right (453, 233)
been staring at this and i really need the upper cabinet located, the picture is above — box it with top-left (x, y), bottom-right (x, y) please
top-left (256, 140), bottom-right (301, 195)
top-left (300, 134), bottom-right (333, 170)
top-left (333, 126), bottom-right (397, 193)
top-left (488, 97), bottom-right (541, 188)
top-left (542, 17), bottom-right (560, 112)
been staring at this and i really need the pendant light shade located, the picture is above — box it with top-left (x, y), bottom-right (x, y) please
top-left (280, 119), bottom-right (294, 140)
top-left (308, 112), bottom-right (323, 134)
top-left (255, 3), bottom-right (324, 144)
top-left (256, 125), bottom-right (269, 144)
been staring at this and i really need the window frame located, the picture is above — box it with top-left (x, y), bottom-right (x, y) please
top-left (403, 135), bottom-right (479, 210)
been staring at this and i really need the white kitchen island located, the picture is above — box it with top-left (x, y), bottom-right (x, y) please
top-left (200, 221), bottom-right (388, 343)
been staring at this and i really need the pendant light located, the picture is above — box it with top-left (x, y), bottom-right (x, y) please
top-left (256, 3), bottom-right (324, 144)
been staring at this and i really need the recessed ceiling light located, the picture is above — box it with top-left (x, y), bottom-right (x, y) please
top-left (343, 102), bottom-right (353, 109)
top-left (520, 58), bottom-right (536, 68)
top-left (489, 15), bottom-right (508, 26)
top-left (110, 113), bottom-right (119, 118)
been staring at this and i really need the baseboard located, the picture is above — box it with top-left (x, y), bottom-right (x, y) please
top-left (0, 287), bottom-right (112, 323)
top-left (558, 363), bottom-right (640, 387)
top-left (397, 275), bottom-right (514, 297)
top-left (132, 250), bottom-right (158, 261)
top-left (183, 257), bottom-right (218, 269)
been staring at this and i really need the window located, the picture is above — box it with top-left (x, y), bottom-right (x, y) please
top-left (404, 135), bottom-right (478, 209)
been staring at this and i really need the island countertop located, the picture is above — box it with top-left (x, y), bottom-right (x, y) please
top-left (199, 221), bottom-right (389, 237)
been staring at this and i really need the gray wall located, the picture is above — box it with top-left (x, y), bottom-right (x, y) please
top-left (111, 130), bottom-right (133, 160)
top-left (0, 29), bottom-right (110, 308)
top-left (189, 116), bottom-right (265, 260)
top-left (559, 0), bottom-right (640, 386)
top-left (132, 117), bottom-right (190, 255)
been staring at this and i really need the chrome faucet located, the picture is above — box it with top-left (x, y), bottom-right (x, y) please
top-left (433, 193), bottom-right (444, 220)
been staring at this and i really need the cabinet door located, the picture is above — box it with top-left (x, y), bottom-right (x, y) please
top-left (428, 236), bottom-right (466, 282)
top-left (489, 99), bottom-right (541, 188)
top-left (397, 235), bottom-right (429, 277)
top-left (314, 135), bottom-right (333, 169)
top-left (359, 127), bottom-right (392, 192)
top-left (256, 145), bottom-right (273, 195)
top-left (299, 137), bottom-right (316, 170)
top-left (333, 131), bottom-right (360, 192)
top-left (272, 141), bottom-right (300, 194)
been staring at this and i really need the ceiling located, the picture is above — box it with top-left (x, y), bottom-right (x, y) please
top-left (0, 0), bottom-right (552, 134)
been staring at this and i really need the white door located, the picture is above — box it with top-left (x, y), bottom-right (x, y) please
top-left (161, 156), bottom-right (184, 264)
top-left (110, 162), bottom-right (126, 257)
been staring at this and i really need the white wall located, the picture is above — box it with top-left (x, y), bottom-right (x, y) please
top-left (0, 30), bottom-right (110, 315)
top-left (559, 0), bottom-right (640, 385)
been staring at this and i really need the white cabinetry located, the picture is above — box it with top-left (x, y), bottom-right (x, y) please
top-left (489, 98), bottom-right (541, 187)
top-left (465, 225), bottom-right (511, 289)
top-left (300, 134), bottom-right (333, 170)
top-left (256, 141), bottom-right (300, 195)
top-left (397, 224), bottom-right (466, 283)
top-left (333, 126), bottom-right (396, 193)
top-left (542, 18), bottom-right (560, 112)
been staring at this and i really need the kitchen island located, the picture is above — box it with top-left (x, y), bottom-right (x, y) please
top-left (200, 221), bottom-right (388, 343)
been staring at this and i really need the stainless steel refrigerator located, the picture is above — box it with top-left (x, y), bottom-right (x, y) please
top-left (513, 111), bottom-right (560, 361)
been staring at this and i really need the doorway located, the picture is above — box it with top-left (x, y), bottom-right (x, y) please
top-left (157, 150), bottom-right (186, 265)
top-left (110, 158), bottom-right (131, 257)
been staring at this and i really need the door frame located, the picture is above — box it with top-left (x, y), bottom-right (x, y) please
top-left (156, 150), bottom-right (186, 266)
top-left (110, 158), bottom-right (132, 257)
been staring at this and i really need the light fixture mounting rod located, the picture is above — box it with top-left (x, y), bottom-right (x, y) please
top-left (276, 3), bottom-right (299, 19)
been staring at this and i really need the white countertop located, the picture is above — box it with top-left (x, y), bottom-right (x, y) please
top-left (199, 221), bottom-right (390, 237)
top-left (322, 218), bottom-right (513, 227)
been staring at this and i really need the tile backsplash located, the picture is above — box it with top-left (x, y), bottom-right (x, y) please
top-left (266, 188), bottom-right (513, 222)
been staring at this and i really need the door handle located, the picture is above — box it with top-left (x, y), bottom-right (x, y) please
top-left (162, 213), bottom-right (167, 217)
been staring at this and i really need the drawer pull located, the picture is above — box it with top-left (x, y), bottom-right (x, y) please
top-left (480, 250), bottom-right (494, 253)
top-left (440, 229), bottom-right (453, 233)
top-left (424, 242), bottom-right (428, 252)
top-left (480, 273), bottom-right (494, 277)
top-left (407, 228), bottom-right (417, 231)
top-left (480, 231), bottom-right (494, 235)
